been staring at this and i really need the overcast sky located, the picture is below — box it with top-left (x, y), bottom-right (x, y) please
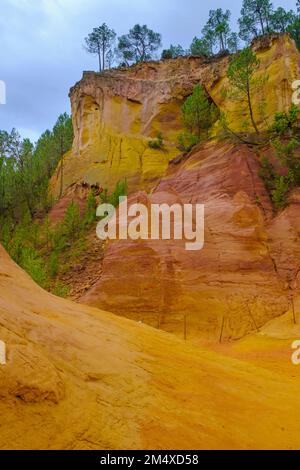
top-left (0, 0), bottom-right (296, 142)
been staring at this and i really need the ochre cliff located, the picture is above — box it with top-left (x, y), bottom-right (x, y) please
top-left (50, 34), bottom-right (300, 197)
top-left (81, 139), bottom-right (300, 341)
top-left (2, 243), bottom-right (300, 450)
top-left (49, 34), bottom-right (300, 341)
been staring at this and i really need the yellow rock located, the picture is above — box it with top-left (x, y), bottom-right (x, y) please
top-left (50, 34), bottom-right (300, 198)
top-left (2, 242), bottom-right (300, 449)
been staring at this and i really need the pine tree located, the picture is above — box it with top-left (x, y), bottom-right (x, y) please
top-left (270, 7), bottom-right (296, 33)
top-left (202, 9), bottom-right (231, 53)
top-left (85, 24), bottom-right (116, 72)
top-left (239, 0), bottom-right (273, 42)
top-left (227, 47), bottom-right (266, 134)
top-left (62, 201), bottom-right (82, 244)
top-left (117, 25), bottom-right (162, 65)
top-left (161, 44), bottom-right (185, 59)
top-left (83, 191), bottom-right (97, 228)
top-left (181, 85), bottom-right (219, 140)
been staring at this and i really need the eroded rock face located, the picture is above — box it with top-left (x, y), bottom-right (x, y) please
top-left (81, 141), bottom-right (290, 340)
top-left (50, 34), bottom-right (300, 198)
top-left (3, 243), bottom-right (300, 449)
top-left (48, 33), bottom-right (300, 340)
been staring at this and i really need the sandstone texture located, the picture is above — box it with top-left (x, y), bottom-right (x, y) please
top-left (48, 34), bottom-right (300, 340)
top-left (2, 243), bottom-right (300, 450)
top-left (50, 34), bottom-right (300, 197)
top-left (81, 140), bottom-right (300, 340)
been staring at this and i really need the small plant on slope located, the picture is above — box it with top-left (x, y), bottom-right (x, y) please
top-left (148, 132), bottom-right (164, 150)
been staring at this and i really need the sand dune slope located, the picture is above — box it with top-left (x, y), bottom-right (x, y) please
top-left (1, 244), bottom-right (300, 450)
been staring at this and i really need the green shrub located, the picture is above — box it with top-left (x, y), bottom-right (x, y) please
top-left (258, 156), bottom-right (277, 192)
top-left (259, 149), bottom-right (296, 211)
top-left (100, 188), bottom-right (109, 204)
top-left (48, 251), bottom-right (59, 278)
top-left (109, 180), bottom-right (128, 207)
top-left (62, 200), bottom-right (82, 243)
top-left (271, 105), bottom-right (300, 136)
top-left (272, 138), bottom-right (300, 180)
top-left (271, 175), bottom-right (290, 209)
top-left (177, 132), bottom-right (200, 152)
top-left (52, 282), bottom-right (70, 298)
top-left (83, 191), bottom-right (97, 228)
top-left (41, 215), bottom-right (53, 251)
top-left (19, 247), bottom-right (49, 289)
top-left (182, 85), bottom-right (219, 140)
top-left (148, 132), bottom-right (164, 150)
top-left (0, 219), bottom-right (13, 251)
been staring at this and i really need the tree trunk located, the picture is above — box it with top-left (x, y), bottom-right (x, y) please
top-left (98, 46), bottom-right (102, 72)
top-left (258, 12), bottom-right (265, 35)
top-left (220, 34), bottom-right (225, 52)
top-left (247, 83), bottom-right (259, 134)
top-left (265, 10), bottom-right (270, 32)
top-left (60, 154), bottom-right (64, 198)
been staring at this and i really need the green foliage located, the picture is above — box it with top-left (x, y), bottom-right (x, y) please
top-left (227, 47), bottom-right (260, 91)
top-left (109, 180), bottom-right (128, 207)
top-left (238, 0), bottom-right (273, 42)
top-left (84, 23), bottom-right (116, 71)
top-left (273, 138), bottom-right (300, 183)
top-left (53, 113), bottom-right (74, 198)
top-left (3, 216), bottom-right (50, 289)
top-left (62, 201), bottom-right (82, 244)
top-left (180, 85), bottom-right (219, 145)
top-left (238, 1), bottom-right (296, 44)
top-left (48, 251), bottom-right (59, 278)
top-left (190, 37), bottom-right (213, 57)
top-left (148, 133), bottom-right (164, 150)
top-left (202, 8), bottom-right (231, 54)
top-left (190, 9), bottom-right (238, 57)
top-left (99, 188), bottom-right (109, 204)
top-left (83, 191), bottom-right (97, 228)
top-left (258, 156), bottom-right (277, 191)
top-left (99, 180), bottom-right (127, 207)
top-left (270, 7), bottom-right (296, 33)
top-left (161, 45), bottom-right (185, 59)
top-left (0, 188), bottom-right (101, 292)
top-left (271, 175), bottom-right (291, 209)
top-left (227, 47), bottom-right (266, 134)
top-left (20, 247), bottom-right (49, 289)
top-left (0, 219), bottom-right (12, 251)
top-left (52, 282), bottom-right (70, 298)
top-left (227, 33), bottom-right (239, 53)
top-left (288, 16), bottom-right (300, 51)
top-left (259, 137), bottom-right (300, 210)
top-left (177, 132), bottom-right (200, 152)
top-left (0, 114), bottom-right (73, 223)
top-left (259, 157), bottom-right (291, 209)
top-left (117, 24), bottom-right (162, 65)
top-left (271, 105), bottom-right (300, 136)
